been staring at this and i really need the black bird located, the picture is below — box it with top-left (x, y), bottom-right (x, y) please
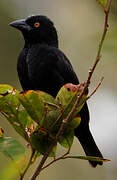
top-left (10, 15), bottom-right (103, 167)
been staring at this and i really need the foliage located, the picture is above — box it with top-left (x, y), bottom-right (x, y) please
top-left (0, 84), bottom-right (86, 156)
top-left (0, 83), bottom-right (109, 180)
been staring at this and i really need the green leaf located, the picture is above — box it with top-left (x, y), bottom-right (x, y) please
top-left (0, 137), bottom-right (25, 160)
top-left (64, 155), bottom-right (110, 163)
top-left (0, 84), bottom-right (14, 95)
top-left (19, 90), bottom-right (46, 125)
top-left (58, 117), bottom-right (81, 149)
top-left (4, 110), bottom-right (33, 141)
top-left (54, 83), bottom-right (87, 132)
top-left (19, 90), bottom-right (61, 133)
top-left (30, 130), bottom-right (57, 157)
top-left (56, 83), bottom-right (88, 117)
top-left (10, 122), bottom-right (29, 141)
top-left (0, 85), bottom-right (30, 140)
top-left (0, 85), bottom-right (20, 116)
top-left (98, 0), bottom-right (107, 7)
top-left (38, 90), bottom-right (57, 105)
top-left (58, 129), bottom-right (74, 148)
top-left (37, 91), bottom-right (61, 130)
top-left (42, 106), bottom-right (61, 131)
top-left (69, 116), bottom-right (81, 129)
top-left (17, 110), bottom-right (34, 129)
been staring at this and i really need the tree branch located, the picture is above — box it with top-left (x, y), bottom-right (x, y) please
top-left (41, 149), bottom-right (70, 171)
top-left (87, 77), bottom-right (104, 100)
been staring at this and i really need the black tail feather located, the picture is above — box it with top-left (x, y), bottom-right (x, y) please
top-left (74, 103), bottom-right (103, 167)
top-left (75, 125), bottom-right (103, 167)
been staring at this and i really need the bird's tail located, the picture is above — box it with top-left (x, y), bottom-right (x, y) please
top-left (75, 125), bottom-right (103, 167)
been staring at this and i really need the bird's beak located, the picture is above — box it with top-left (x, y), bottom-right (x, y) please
top-left (9, 19), bottom-right (31, 31)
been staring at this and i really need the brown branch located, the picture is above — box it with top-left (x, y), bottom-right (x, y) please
top-left (106, 0), bottom-right (112, 13)
top-left (69, 0), bottom-right (112, 126)
top-left (41, 148), bottom-right (70, 171)
top-left (0, 110), bottom-right (8, 119)
top-left (87, 77), bottom-right (104, 100)
top-left (87, 0), bottom-right (112, 86)
top-left (76, 77), bottom-right (104, 109)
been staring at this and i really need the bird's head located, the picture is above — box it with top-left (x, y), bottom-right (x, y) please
top-left (10, 15), bottom-right (58, 47)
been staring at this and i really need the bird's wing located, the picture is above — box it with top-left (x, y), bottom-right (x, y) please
top-left (53, 48), bottom-right (79, 85)
top-left (27, 46), bottom-right (79, 96)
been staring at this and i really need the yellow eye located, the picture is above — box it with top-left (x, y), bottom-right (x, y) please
top-left (34, 22), bottom-right (40, 28)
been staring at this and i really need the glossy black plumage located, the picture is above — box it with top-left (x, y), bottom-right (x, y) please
top-left (10, 15), bottom-right (103, 167)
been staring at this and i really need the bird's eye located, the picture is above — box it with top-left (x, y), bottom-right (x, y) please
top-left (34, 22), bottom-right (40, 28)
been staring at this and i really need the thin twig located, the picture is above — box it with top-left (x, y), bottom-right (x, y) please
top-left (87, 77), bottom-right (104, 100)
top-left (41, 148), bottom-right (70, 171)
top-left (0, 111), bottom-right (8, 119)
top-left (106, 0), bottom-right (112, 13)
top-left (75, 77), bottom-right (104, 109)
top-left (87, 0), bottom-right (112, 86)
top-left (75, 0), bottom-right (112, 109)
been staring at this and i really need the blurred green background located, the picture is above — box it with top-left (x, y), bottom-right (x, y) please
top-left (0, 0), bottom-right (117, 179)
